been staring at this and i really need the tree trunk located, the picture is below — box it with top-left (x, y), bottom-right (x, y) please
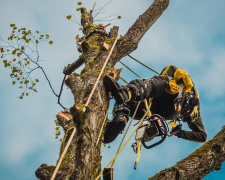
top-left (149, 127), bottom-right (225, 180)
top-left (35, 0), bottom-right (170, 179)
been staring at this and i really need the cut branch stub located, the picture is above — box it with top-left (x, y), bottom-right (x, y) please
top-left (107, 68), bottom-right (123, 81)
top-left (56, 112), bottom-right (72, 130)
top-left (63, 56), bottom-right (85, 75)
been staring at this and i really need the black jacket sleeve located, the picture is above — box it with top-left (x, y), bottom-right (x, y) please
top-left (176, 102), bottom-right (207, 142)
top-left (161, 65), bottom-right (207, 142)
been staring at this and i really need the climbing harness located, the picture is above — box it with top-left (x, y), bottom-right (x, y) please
top-left (114, 58), bottom-right (186, 169)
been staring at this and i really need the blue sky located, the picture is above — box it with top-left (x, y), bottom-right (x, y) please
top-left (0, 0), bottom-right (225, 180)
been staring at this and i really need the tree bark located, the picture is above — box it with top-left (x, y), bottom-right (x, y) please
top-left (148, 127), bottom-right (225, 180)
top-left (35, 1), bottom-right (171, 179)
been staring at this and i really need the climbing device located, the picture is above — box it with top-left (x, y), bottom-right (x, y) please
top-left (117, 56), bottom-right (184, 169)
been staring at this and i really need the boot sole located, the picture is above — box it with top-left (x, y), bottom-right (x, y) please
top-left (103, 121), bottom-right (126, 143)
top-left (103, 76), bottom-right (125, 104)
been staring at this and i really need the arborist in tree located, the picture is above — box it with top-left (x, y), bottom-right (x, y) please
top-left (103, 65), bottom-right (207, 144)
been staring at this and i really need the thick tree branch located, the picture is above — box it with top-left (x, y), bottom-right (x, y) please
top-left (63, 56), bottom-right (85, 75)
top-left (117, 0), bottom-right (169, 59)
top-left (149, 126), bottom-right (225, 180)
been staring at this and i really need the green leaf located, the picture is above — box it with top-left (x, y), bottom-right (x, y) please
top-left (0, 47), bottom-right (4, 53)
top-left (17, 53), bottom-right (22, 57)
top-left (24, 80), bottom-right (29, 84)
top-left (26, 93), bottom-right (28, 96)
top-left (3, 60), bottom-right (7, 64)
top-left (19, 96), bottom-right (23, 99)
top-left (12, 81), bottom-right (16, 85)
top-left (10, 24), bottom-right (15, 27)
top-left (35, 79), bottom-right (39, 82)
top-left (55, 127), bottom-right (60, 130)
top-left (77, 2), bottom-right (82, 5)
top-left (118, 16), bottom-right (122, 19)
top-left (12, 66), bottom-right (18, 73)
top-left (36, 30), bottom-right (39, 34)
top-left (21, 46), bottom-right (24, 51)
top-left (76, 8), bottom-right (81, 11)
top-left (49, 40), bottom-right (53, 45)
top-left (12, 49), bottom-right (16, 55)
top-left (66, 15), bottom-right (72, 20)
top-left (36, 40), bottom-right (39, 44)
top-left (8, 36), bottom-right (13, 40)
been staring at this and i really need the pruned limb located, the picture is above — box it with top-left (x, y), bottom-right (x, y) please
top-left (108, 26), bottom-right (119, 39)
top-left (107, 68), bottom-right (123, 81)
top-left (149, 127), bottom-right (225, 180)
top-left (117, 0), bottom-right (169, 59)
top-left (56, 111), bottom-right (72, 131)
top-left (63, 56), bottom-right (85, 75)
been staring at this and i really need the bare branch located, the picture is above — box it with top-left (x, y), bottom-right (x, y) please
top-left (90, 2), bottom-right (96, 15)
top-left (57, 74), bottom-right (68, 110)
top-left (63, 55), bottom-right (85, 75)
top-left (93, 0), bottom-right (112, 18)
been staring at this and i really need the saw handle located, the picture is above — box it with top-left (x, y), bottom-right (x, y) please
top-left (142, 134), bottom-right (166, 149)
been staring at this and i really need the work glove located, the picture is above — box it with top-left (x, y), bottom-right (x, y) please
top-left (170, 124), bottom-right (182, 136)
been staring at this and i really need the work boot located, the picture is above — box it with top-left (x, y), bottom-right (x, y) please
top-left (103, 114), bottom-right (128, 144)
top-left (103, 76), bottom-right (130, 104)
